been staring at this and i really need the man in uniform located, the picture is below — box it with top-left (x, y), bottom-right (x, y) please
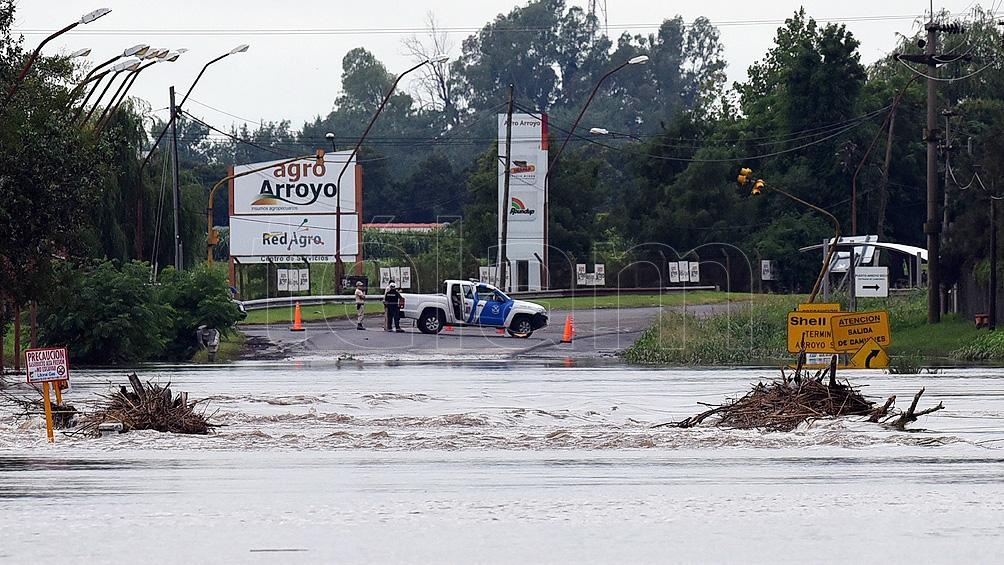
top-left (354, 281), bottom-right (366, 330)
top-left (383, 281), bottom-right (404, 332)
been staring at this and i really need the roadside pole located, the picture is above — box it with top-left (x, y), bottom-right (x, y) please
top-left (170, 86), bottom-right (183, 270)
top-left (499, 84), bottom-right (514, 292)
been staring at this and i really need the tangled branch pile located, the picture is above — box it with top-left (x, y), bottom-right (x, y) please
top-left (671, 357), bottom-right (943, 431)
top-left (81, 373), bottom-right (213, 435)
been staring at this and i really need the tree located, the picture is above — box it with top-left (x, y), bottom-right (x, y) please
top-left (0, 1), bottom-right (104, 329)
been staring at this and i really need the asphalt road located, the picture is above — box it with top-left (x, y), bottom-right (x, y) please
top-left (241, 306), bottom-right (671, 362)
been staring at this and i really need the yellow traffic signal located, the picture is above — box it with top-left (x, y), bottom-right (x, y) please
top-left (737, 167), bottom-right (752, 185)
top-left (752, 179), bottom-right (765, 195)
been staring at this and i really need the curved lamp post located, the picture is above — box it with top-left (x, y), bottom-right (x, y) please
top-left (79, 54), bottom-right (148, 124)
top-left (588, 127), bottom-right (641, 141)
top-left (737, 168), bottom-right (841, 303)
top-left (331, 54), bottom-right (449, 287)
top-left (71, 44), bottom-right (149, 119)
top-left (95, 50), bottom-right (184, 133)
top-left (533, 54), bottom-right (647, 289)
top-left (2, 7), bottom-right (111, 108)
top-left (139, 44), bottom-right (250, 175)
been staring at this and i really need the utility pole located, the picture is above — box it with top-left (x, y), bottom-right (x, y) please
top-left (499, 84), bottom-right (514, 292)
top-left (990, 193), bottom-right (998, 331)
top-left (170, 86), bottom-right (183, 270)
top-left (898, 14), bottom-right (967, 323)
top-left (924, 20), bottom-right (941, 323)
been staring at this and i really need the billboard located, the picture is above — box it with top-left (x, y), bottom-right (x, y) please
top-left (498, 113), bottom-right (548, 291)
top-left (232, 151), bottom-right (357, 215)
top-left (229, 150), bottom-right (361, 263)
top-left (229, 214), bottom-right (358, 262)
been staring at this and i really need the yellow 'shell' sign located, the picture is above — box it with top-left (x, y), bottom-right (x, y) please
top-left (830, 311), bottom-right (891, 352)
top-left (786, 312), bottom-right (839, 353)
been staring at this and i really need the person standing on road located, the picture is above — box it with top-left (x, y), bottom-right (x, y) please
top-left (354, 281), bottom-right (366, 330)
top-left (383, 281), bottom-right (404, 332)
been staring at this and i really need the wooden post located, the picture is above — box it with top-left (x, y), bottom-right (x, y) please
top-left (13, 308), bottom-right (21, 372)
top-left (42, 381), bottom-right (54, 443)
top-left (29, 301), bottom-right (38, 347)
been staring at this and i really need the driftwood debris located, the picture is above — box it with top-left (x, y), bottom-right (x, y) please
top-left (667, 357), bottom-right (944, 432)
top-left (81, 373), bottom-right (213, 435)
top-left (0, 389), bottom-right (78, 428)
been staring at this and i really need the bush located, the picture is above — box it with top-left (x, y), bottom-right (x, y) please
top-left (38, 260), bottom-right (170, 363)
top-left (38, 260), bottom-right (242, 364)
top-left (156, 264), bottom-right (244, 360)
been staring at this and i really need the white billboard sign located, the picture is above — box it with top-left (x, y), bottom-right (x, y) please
top-left (677, 261), bottom-right (690, 283)
top-left (400, 267), bottom-right (412, 289)
top-left (229, 214), bottom-right (358, 261)
top-left (761, 260), bottom-right (775, 281)
top-left (669, 262), bottom-right (680, 283)
top-left (277, 269), bottom-right (290, 291)
top-left (498, 113), bottom-right (547, 291)
top-left (232, 151), bottom-right (357, 216)
top-left (689, 262), bottom-right (700, 283)
top-left (25, 348), bottom-right (69, 384)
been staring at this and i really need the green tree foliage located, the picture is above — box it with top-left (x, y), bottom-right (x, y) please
top-left (37, 260), bottom-right (242, 363)
top-left (0, 1), bottom-right (102, 328)
top-left (37, 261), bottom-right (169, 363)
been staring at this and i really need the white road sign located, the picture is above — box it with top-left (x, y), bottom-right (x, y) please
top-left (25, 348), bottom-right (69, 384)
top-left (855, 266), bottom-right (889, 297)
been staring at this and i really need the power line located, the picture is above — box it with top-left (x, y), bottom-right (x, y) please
top-left (13, 13), bottom-right (980, 38)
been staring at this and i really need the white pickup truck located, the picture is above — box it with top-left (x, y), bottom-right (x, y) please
top-left (400, 280), bottom-right (548, 337)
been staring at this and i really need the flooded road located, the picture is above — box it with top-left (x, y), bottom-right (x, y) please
top-left (2, 362), bottom-right (1003, 563)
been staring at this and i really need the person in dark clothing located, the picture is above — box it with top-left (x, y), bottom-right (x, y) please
top-left (383, 281), bottom-right (404, 332)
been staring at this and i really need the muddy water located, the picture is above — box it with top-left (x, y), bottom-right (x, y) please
top-left (1, 362), bottom-right (1002, 563)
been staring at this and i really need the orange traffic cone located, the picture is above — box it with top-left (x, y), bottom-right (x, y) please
top-left (560, 314), bottom-right (574, 343)
top-left (290, 302), bottom-right (305, 332)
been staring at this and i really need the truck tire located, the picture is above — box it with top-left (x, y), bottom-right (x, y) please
top-left (507, 315), bottom-right (534, 338)
top-left (418, 308), bottom-right (445, 334)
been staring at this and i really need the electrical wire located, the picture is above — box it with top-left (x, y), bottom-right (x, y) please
top-left (516, 102), bottom-right (881, 164)
top-left (14, 14), bottom-right (953, 37)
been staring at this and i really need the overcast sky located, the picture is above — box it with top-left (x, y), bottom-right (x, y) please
top-left (10, 1), bottom-right (997, 131)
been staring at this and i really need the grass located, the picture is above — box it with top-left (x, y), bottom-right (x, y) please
top-left (241, 302), bottom-right (387, 325)
top-left (239, 291), bottom-right (744, 326)
top-left (625, 290), bottom-right (992, 366)
top-left (535, 290), bottom-right (745, 311)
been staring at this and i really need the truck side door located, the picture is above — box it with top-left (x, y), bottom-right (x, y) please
top-left (460, 282), bottom-right (476, 324)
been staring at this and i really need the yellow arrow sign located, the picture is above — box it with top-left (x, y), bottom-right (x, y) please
top-left (850, 338), bottom-right (889, 369)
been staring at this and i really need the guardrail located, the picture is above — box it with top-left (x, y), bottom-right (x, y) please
top-left (240, 285), bottom-right (719, 311)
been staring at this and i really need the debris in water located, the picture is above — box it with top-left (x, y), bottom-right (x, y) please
top-left (80, 373), bottom-right (214, 435)
top-left (662, 356), bottom-right (944, 432)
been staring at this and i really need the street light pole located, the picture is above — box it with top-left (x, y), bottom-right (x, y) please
top-left (332, 55), bottom-right (449, 290)
top-left (543, 55), bottom-right (647, 289)
top-left (139, 45), bottom-right (250, 176)
top-left (1, 8), bottom-right (111, 109)
top-left (170, 85), bottom-right (183, 270)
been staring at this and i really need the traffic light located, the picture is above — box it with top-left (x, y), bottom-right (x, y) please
top-left (752, 179), bottom-right (765, 195)
top-left (737, 167), bottom-right (752, 185)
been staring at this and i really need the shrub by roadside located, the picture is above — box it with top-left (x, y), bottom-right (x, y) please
top-left (36, 260), bottom-right (242, 364)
